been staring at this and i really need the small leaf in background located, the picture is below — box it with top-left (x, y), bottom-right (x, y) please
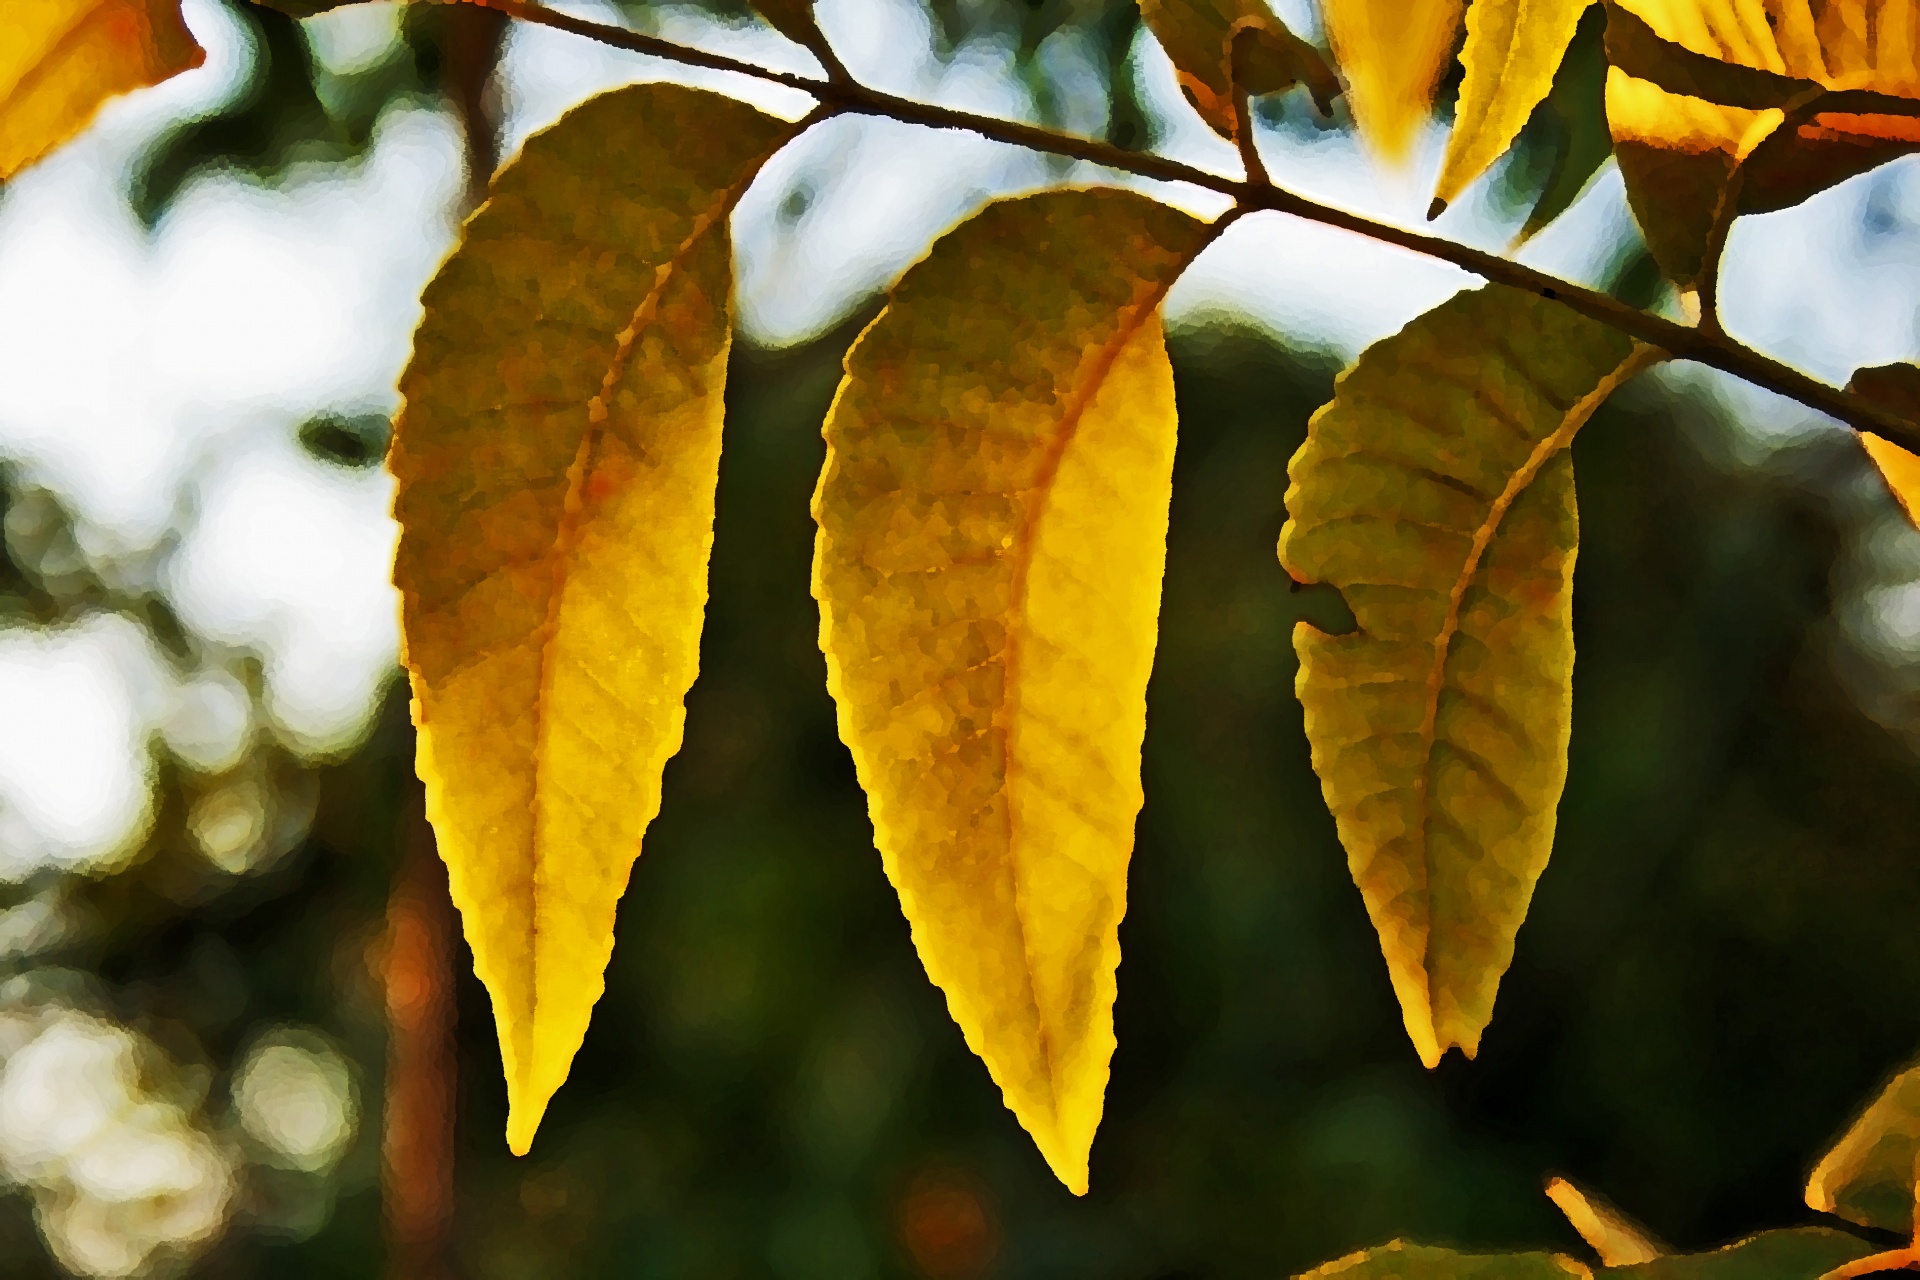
top-left (1848, 363), bottom-right (1920, 529)
top-left (1512, 5), bottom-right (1613, 242)
top-left (1603, 0), bottom-right (1920, 286)
top-left (1297, 1240), bottom-right (1592, 1278)
top-left (393, 83), bottom-right (793, 1156)
top-left (1433, 0), bottom-right (1593, 215)
top-left (1139, 0), bottom-right (1338, 136)
top-left (1, 0), bottom-right (205, 179)
top-left (1323, 0), bottom-right (1467, 161)
top-left (1545, 1177), bottom-right (1665, 1266)
top-left (1805, 1055), bottom-right (1920, 1232)
top-left (812, 189), bottom-right (1215, 1194)
top-left (1602, 1229), bottom-right (1875, 1278)
top-left (1279, 287), bottom-right (1657, 1067)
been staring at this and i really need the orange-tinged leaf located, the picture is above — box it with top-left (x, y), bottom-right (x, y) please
top-left (1434, 0), bottom-right (1594, 210)
top-left (1323, 0), bottom-right (1467, 160)
top-left (1604, 0), bottom-right (1920, 284)
top-left (1544, 1177), bottom-right (1665, 1266)
top-left (1861, 433), bottom-right (1920, 528)
top-left (393, 83), bottom-right (793, 1156)
top-left (1279, 287), bottom-right (1659, 1066)
top-left (811, 189), bottom-right (1217, 1193)
top-left (1, 0), bottom-right (204, 180)
top-left (1849, 364), bottom-right (1920, 529)
top-left (1807, 1056), bottom-right (1920, 1232)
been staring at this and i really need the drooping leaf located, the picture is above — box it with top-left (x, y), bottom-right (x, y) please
top-left (1433, 0), bottom-right (1594, 213)
top-left (1602, 0), bottom-right (1920, 285)
top-left (393, 83), bottom-right (794, 1156)
top-left (1323, 0), bottom-right (1467, 160)
top-left (1805, 1056), bottom-right (1920, 1232)
top-left (1545, 1177), bottom-right (1665, 1266)
top-left (1515, 5), bottom-right (1615, 241)
top-left (1297, 1240), bottom-right (1592, 1278)
top-left (1603, 1229), bottom-right (1876, 1278)
top-left (812, 189), bottom-right (1217, 1194)
top-left (1278, 287), bottom-right (1659, 1066)
top-left (1, 0), bottom-right (205, 180)
top-left (1140, 0), bottom-right (1338, 136)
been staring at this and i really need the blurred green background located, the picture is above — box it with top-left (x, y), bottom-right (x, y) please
top-left (2, 0), bottom-right (1919, 1276)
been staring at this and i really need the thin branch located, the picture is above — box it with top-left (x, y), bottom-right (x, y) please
top-left (458, 0), bottom-right (1920, 451)
top-left (1226, 23), bottom-right (1271, 189)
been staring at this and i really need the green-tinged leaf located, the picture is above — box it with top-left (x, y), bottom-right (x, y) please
top-left (1603, 0), bottom-right (1920, 285)
top-left (1806, 1057), bottom-right (1920, 1232)
top-left (1434, 0), bottom-right (1593, 212)
top-left (1140, 0), bottom-right (1338, 135)
top-left (1, 0), bottom-right (205, 179)
top-left (393, 83), bottom-right (794, 1157)
top-left (1278, 287), bottom-right (1659, 1066)
top-left (1324, 0), bottom-right (1467, 160)
top-left (1604, 1229), bottom-right (1875, 1278)
top-left (812, 189), bottom-right (1218, 1194)
top-left (1545, 1177), bottom-right (1665, 1266)
top-left (1516, 6), bottom-right (1614, 241)
top-left (1298, 1240), bottom-right (1591, 1278)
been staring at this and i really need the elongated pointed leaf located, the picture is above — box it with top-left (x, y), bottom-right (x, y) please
top-left (2, 0), bottom-right (204, 179)
top-left (1806, 1057), bottom-right (1920, 1232)
top-left (1545, 1177), bottom-right (1665, 1266)
top-left (1603, 0), bottom-right (1920, 285)
top-left (812, 189), bottom-right (1216, 1193)
top-left (1516, 7), bottom-right (1614, 241)
top-left (393, 83), bottom-right (793, 1156)
top-left (1434, 0), bottom-right (1593, 210)
top-left (1140, 0), bottom-right (1338, 135)
top-left (1279, 287), bottom-right (1658, 1066)
top-left (1605, 1229), bottom-right (1875, 1278)
top-left (1298, 1240), bottom-right (1591, 1278)
top-left (1323, 0), bottom-right (1467, 160)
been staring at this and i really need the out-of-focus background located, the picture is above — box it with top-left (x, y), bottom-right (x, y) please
top-left (2, 0), bottom-right (1919, 1275)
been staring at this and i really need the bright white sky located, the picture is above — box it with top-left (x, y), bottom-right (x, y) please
top-left (0, 0), bottom-right (1915, 879)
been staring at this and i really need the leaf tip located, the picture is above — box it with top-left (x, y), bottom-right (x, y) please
top-left (504, 1091), bottom-right (550, 1157)
top-left (1426, 195), bottom-right (1448, 221)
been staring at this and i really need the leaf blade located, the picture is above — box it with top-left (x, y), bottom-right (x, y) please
top-left (1279, 287), bottom-right (1655, 1064)
top-left (1298, 1240), bottom-right (1591, 1278)
top-left (1605, 1229), bottom-right (1875, 1278)
top-left (1806, 1056), bottom-right (1920, 1233)
top-left (1323, 0), bottom-right (1467, 160)
top-left (0, 0), bottom-right (205, 179)
top-left (812, 189), bottom-right (1215, 1193)
top-left (1436, 0), bottom-right (1594, 210)
top-left (393, 83), bottom-right (793, 1155)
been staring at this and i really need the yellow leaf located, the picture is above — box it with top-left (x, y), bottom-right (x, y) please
top-left (1604, 0), bottom-right (1920, 284)
top-left (1602, 1229), bottom-right (1876, 1278)
top-left (1323, 0), bottom-right (1467, 160)
top-left (1434, 0), bottom-right (1594, 211)
top-left (1861, 433), bottom-right (1920, 529)
top-left (1278, 287), bottom-right (1659, 1066)
top-left (1806, 1056), bottom-right (1920, 1233)
top-left (392, 83), bottom-right (793, 1156)
top-left (1, 0), bottom-right (204, 180)
top-left (1139, 0), bottom-right (1338, 136)
top-left (1297, 1240), bottom-right (1591, 1278)
top-left (1543, 1177), bottom-right (1665, 1267)
top-left (811, 189), bottom-right (1217, 1194)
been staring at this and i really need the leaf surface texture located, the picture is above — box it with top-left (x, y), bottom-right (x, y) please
top-left (393, 84), bottom-right (791, 1155)
top-left (1140, 0), bottom-right (1338, 135)
top-left (1298, 1240), bottom-right (1591, 1278)
top-left (1279, 286), bottom-right (1654, 1065)
top-left (1805, 1056), bottom-right (1920, 1231)
top-left (1603, 1229), bottom-right (1875, 1278)
top-left (1437, 0), bottom-right (1595, 208)
top-left (0, 0), bottom-right (203, 179)
top-left (1323, 0), bottom-right (1468, 159)
top-left (812, 189), bottom-right (1214, 1193)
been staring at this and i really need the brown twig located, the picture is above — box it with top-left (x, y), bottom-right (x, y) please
top-left (1225, 22), bottom-right (1270, 189)
top-left (457, 0), bottom-right (1920, 451)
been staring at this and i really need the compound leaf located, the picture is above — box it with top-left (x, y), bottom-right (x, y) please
top-left (393, 83), bottom-right (793, 1157)
top-left (1323, 0), bottom-right (1467, 160)
top-left (1603, 1229), bottom-right (1875, 1278)
top-left (1435, 0), bottom-right (1594, 211)
top-left (1806, 1056), bottom-right (1920, 1232)
top-left (1, 0), bottom-right (204, 179)
top-left (812, 189), bottom-right (1216, 1194)
top-left (1279, 287), bottom-right (1658, 1066)
top-left (1603, 0), bottom-right (1920, 285)
top-left (1298, 1240), bottom-right (1591, 1278)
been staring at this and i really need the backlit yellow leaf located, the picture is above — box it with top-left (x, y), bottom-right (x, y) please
top-left (1297, 1240), bottom-right (1591, 1278)
top-left (1323, 0), bottom-right (1467, 160)
top-left (1861, 433), bottom-right (1920, 529)
top-left (1434, 0), bottom-right (1594, 211)
top-left (1139, 0), bottom-right (1338, 136)
top-left (1278, 287), bottom-right (1659, 1066)
top-left (1604, 0), bottom-right (1920, 284)
top-left (1806, 1056), bottom-right (1920, 1232)
top-left (393, 83), bottom-right (793, 1156)
top-left (1, 0), bottom-right (204, 180)
top-left (1544, 1177), bottom-right (1665, 1266)
top-left (812, 189), bottom-right (1218, 1193)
